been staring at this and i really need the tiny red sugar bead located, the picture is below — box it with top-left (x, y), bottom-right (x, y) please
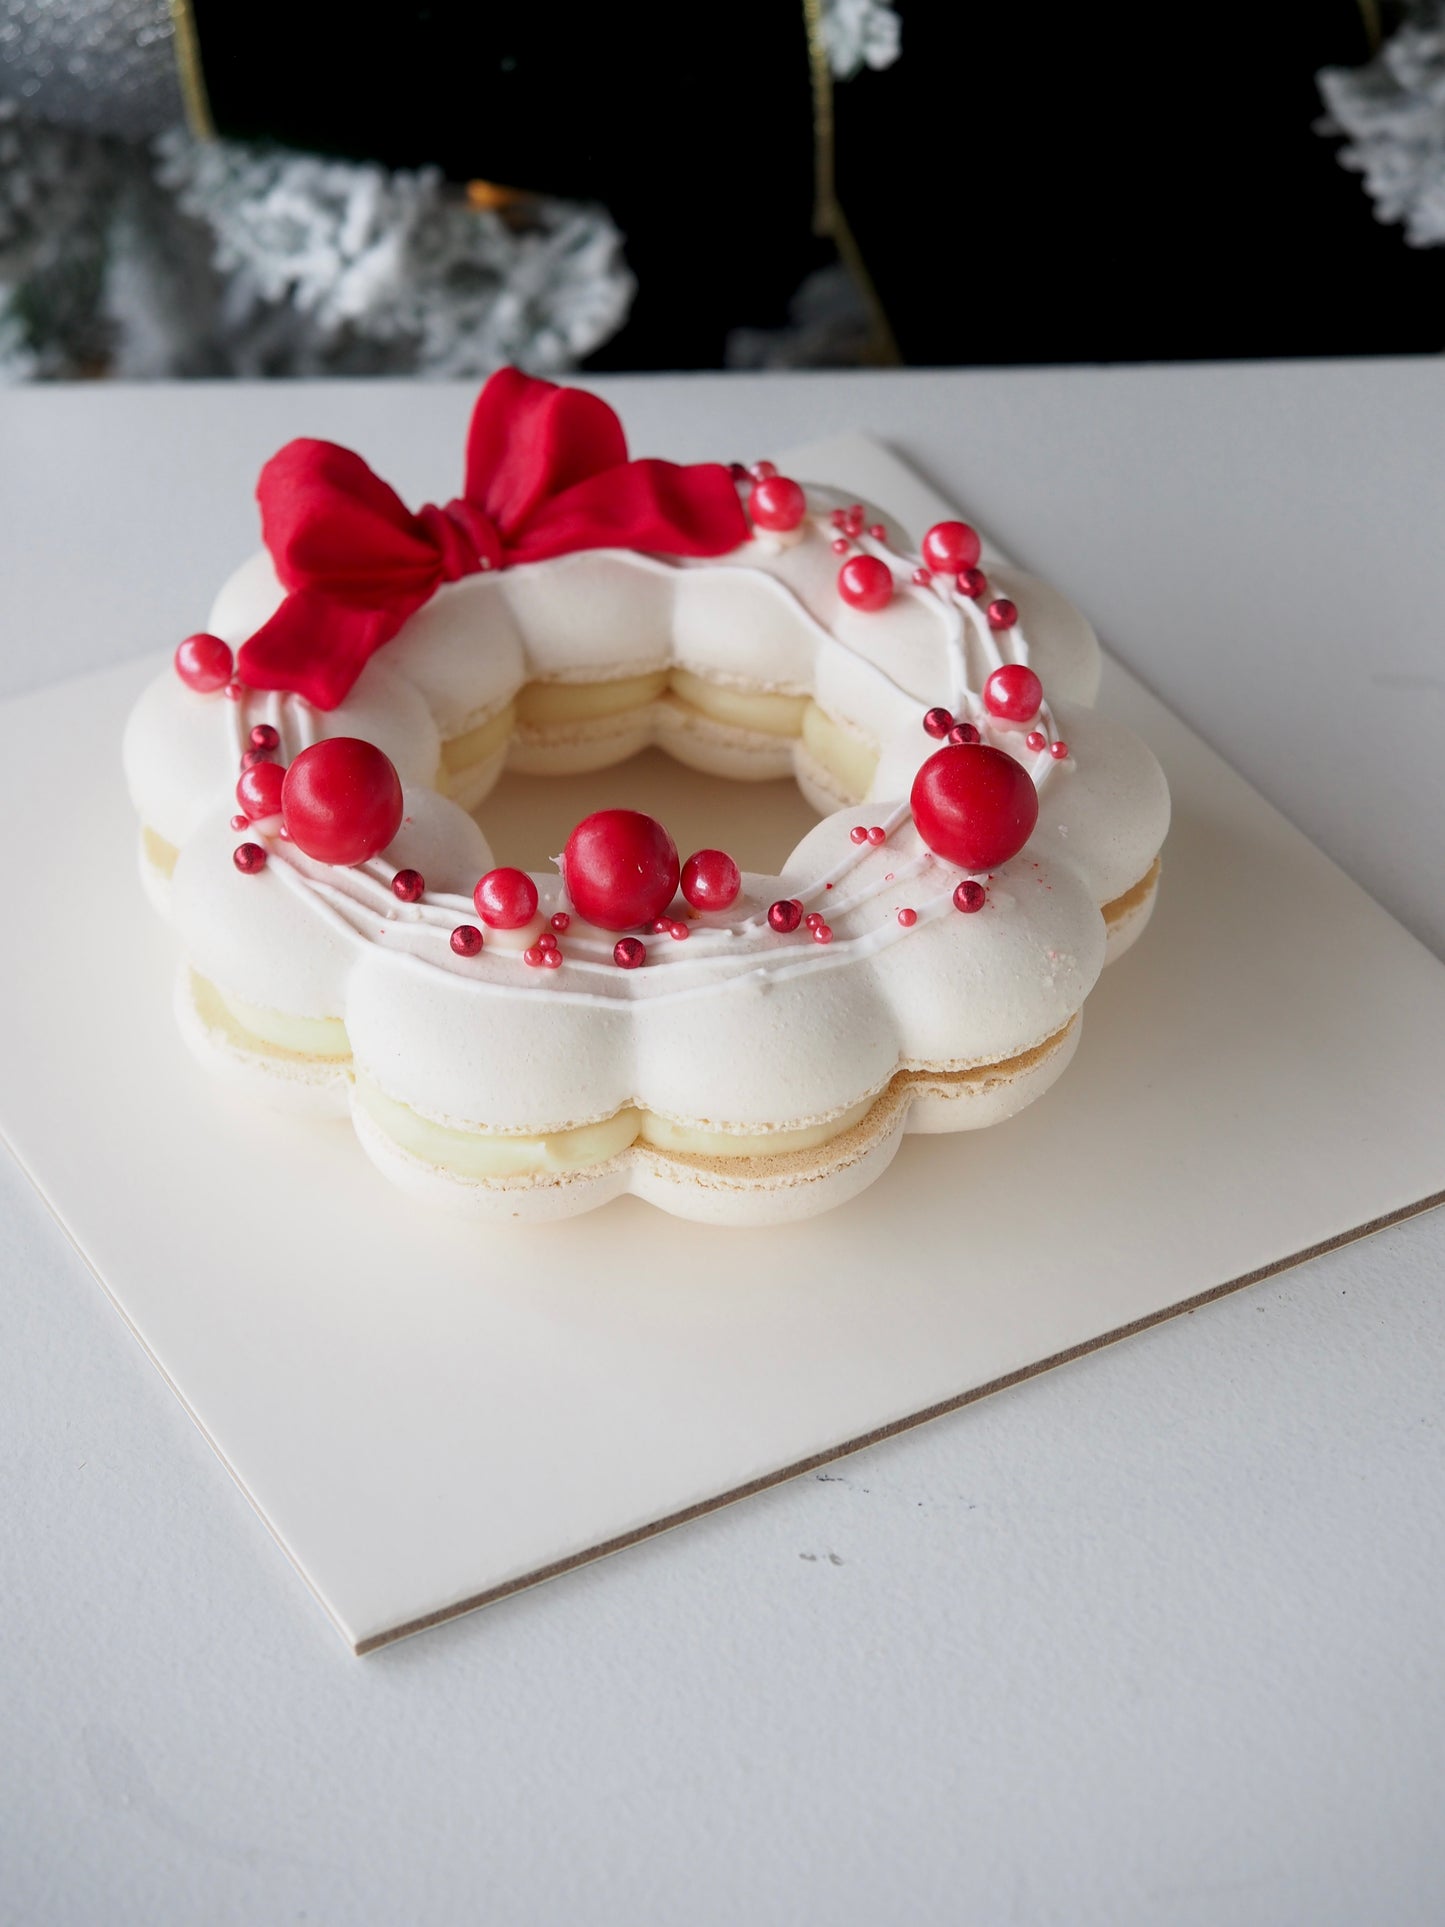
top-left (1050, 740), bottom-right (1069, 760)
top-left (844, 504), bottom-right (865, 534)
top-left (1026, 730), bottom-right (1047, 752)
top-left (866, 826), bottom-right (886, 845)
top-left (811, 922), bottom-right (833, 944)
top-left (542, 947), bottom-right (563, 968)
top-left (912, 567), bottom-right (934, 587)
top-left (523, 944), bottom-right (545, 967)
top-left (832, 536), bottom-right (851, 555)
top-left (613, 937), bottom-right (647, 969)
top-left (450, 924), bottom-right (483, 956)
top-left (921, 520), bottom-right (982, 575)
top-left (868, 523), bottom-right (886, 540)
top-left (230, 814), bottom-right (248, 832)
top-left (239, 746), bottom-right (272, 771)
top-left (174, 632), bottom-right (233, 694)
top-left (680, 847), bottom-right (741, 911)
top-left (550, 911), bottom-right (571, 932)
top-left (249, 723), bottom-right (280, 752)
top-left (987, 597), bottom-right (1019, 630)
top-left (392, 868), bottom-right (424, 902)
top-left (768, 899), bottom-right (803, 933)
top-left (850, 825), bottom-right (869, 844)
top-left (749, 476), bottom-right (807, 532)
top-left (473, 866), bottom-right (539, 929)
top-left (831, 507), bottom-right (847, 528)
top-left (838, 554), bottom-right (893, 612)
top-left (897, 907), bottom-right (918, 927)
top-left (954, 879), bottom-right (987, 913)
top-left (233, 842), bottom-right (267, 874)
top-left (983, 664), bottom-right (1044, 722)
top-left (669, 920), bottom-right (689, 940)
top-left (923, 706), bottom-right (954, 739)
top-left (806, 912), bottom-right (824, 929)
top-left (538, 930), bottom-right (558, 951)
top-left (225, 681), bottom-right (243, 702)
top-left (651, 918), bottom-right (671, 933)
top-left (947, 722), bottom-right (981, 746)
top-left (750, 460), bottom-right (777, 481)
top-left (956, 566), bottom-right (988, 600)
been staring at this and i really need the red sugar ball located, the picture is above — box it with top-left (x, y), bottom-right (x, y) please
top-left (239, 746), bottom-right (273, 772)
top-left (897, 908), bottom-right (918, 927)
top-left (473, 866), bottom-right (539, 929)
top-left (912, 567), bottom-right (934, 587)
top-left (983, 664), bottom-right (1044, 723)
top-left (811, 923), bottom-right (833, 944)
top-left (613, 937), bottom-right (647, 969)
top-left (750, 460), bottom-right (777, 481)
top-left (845, 504), bottom-right (865, 534)
top-left (911, 744), bottom-right (1039, 871)
top-left (174, 633), bottom-right (233, 693)
top-left (523, 945), bottom-right (545, 967)
top-left (806, 912), bottom-right (824, 929)
top-left (850, 825), bottom-right (869, 845)
top-left (550, 911), bottom-right (571, 932)
top-left (832, 536), bottom-right (851, 555)
top-left (947, 722), bottom-right (981, 746)
top-left (956, 566), bottom-right (988, 601)
top-left (538, 930), bottom-right (558, 951)
top-left (681, 848), bottom-right (741, 912)
top-left (750, 476), bottom-right (807, 533)
top-left (233, 842), bottom-right (267, 875)
top-left (249, 723), bottom-right (280, 752)
top-left (236, 759), bottom-right (285, 822)
top-left (230, 814), bottom-right (248, 832)
top-left (921, 521), bottom-right (981, 575)
top-left (923, 706), bottom-right (954, 739)
top-left (954, 879), bottom-right (987, 913)
top-left (868, 523), bottom-right (886, 540)
top-left (987, 597), bottom-right (1019, 631)
top-left (838, 554), bottom-right (894, 613)
top-left (392, 868), bottom-right (425, 902)
top-left (450, 924), bottom-right (483, 957)
top-left (768, 899), bottom-right (804, 933)
top-left (1050, 740), bottom-right (1070, 760)
top-left (542, 947), bottom-right (563, 968)
top-left (225, 681), bottom-right (243, 702)
top-left (1026, 730), bottom-right (1047, 752)
top-left (669, 921), bottom-right (690, 940)
top-left (866, 826), bottom-right (886, 846)
top-left (563, 809), bottom-right (680, 931)
top-left (280, 738), bottom-right (404, 867)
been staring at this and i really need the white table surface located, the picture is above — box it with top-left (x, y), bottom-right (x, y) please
top-left (3, 363), bottom-right (1442, 1926)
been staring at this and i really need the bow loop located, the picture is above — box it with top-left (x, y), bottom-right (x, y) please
top-left (237, 369), bottom-right (751, 708)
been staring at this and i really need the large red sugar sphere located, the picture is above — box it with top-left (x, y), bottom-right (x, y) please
top-left (681, 848), bottom-right (741, 912)
top-left (562, 810), bottom-right (680, 930)
top-left (473, 866), bottom-right (539, 929)
top-left (921, 520), bottom-right (982, 575)
top-left (280, 737), bottom-right (404, 866)
top-left (910, 744), bottom-right (1039, 872)
top-left (750, 475), bottom-right (807, 532)
top-left (174, 632), bottom-right (233, 693)
top-left (236, 759), bottom-right (285, 821)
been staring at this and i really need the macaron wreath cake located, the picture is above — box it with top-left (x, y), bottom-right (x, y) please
top-left (124, 369), bottom-right (1169, 1224)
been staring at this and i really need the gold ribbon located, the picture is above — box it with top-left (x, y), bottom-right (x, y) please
top-left (169, 0), bottom-right (216, 140)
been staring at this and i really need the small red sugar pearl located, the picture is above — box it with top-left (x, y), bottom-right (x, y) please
top-left (983, 664), bottom-right (1044, 722)
top-left (838, 554), bottom-right (893, 612)
top-left (954, 880), bottom-right (987, 914)
top-left (236, 759), bottom-right (285, 821)
top-left (1026, 730), bottom-right (1047, 752)
top-left (1050, 740), bottom-right (1070, 760)
top-left (866, 826), bottom-right (886, 846)
top-left (230, 813), bottom-right (248, 832)
top-left (450, 924), bottom-right (484, 957)
top-left (750, 460), bottom-right (777, 481)
top-left (614, 937), bottom-right (647, 969)
top-left (947, 722), bottom-right (981, 746)
top-left (680, 847), bottom-right (741, 911)
top-left (868, 523), bottom-right (886, 540)
top-left (669, 920), bottom-right (689, 940)
top-left (542, 947), bottom-right (563, 968)
top-left (897, 908), bottom-right (918, 927)
top-left (233, 842), bottom-right (267, 874)
top-left (550, 911), bottom-right (570, 933)
top-left (538, 930), bottom-right (559, 952)
top-left (923, 706), bottom-right (954, 739)
top-left (806, 911), bottom-right (825, 930)
top-left (174, 632), bottom-right (233, 693)
top-left (912, 567), bottom-right (934, 587)
top-left (392, 868), bottom-right (425, 902)
top-left (831, 507), bottom-right (848, 528)
top-left (768, 899), bottom-right (804, 933)
top-left (651, 917), bottom-right (672, 933)
top-left (811, 922), bottom-right (834, 944)
top-left (750, 476), bottom-right (807, 533)
top-left (987, 597), bottom-right (1019, 631)
top-left (831, 537), bottom-right (851, 555)
top-left (473, 866), bottom-right (539, 929)
top-left (921, 520), bottom-right (982, 575)
top-left (523, 944), bottom-right (546, 967)
top-left (850, 825), bottom-right (869, 844)
top-left (239, 745), bottom-right (273, 771)
top-left (844, 504), bottom-right (865, 535)
top-left (249, 723), bottom-right (280, 753)
top-left (956, 566), bottom-right (988, 600)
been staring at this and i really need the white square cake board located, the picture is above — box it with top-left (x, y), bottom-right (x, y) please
top-left (3, 439), bottom-right (1444, 1654)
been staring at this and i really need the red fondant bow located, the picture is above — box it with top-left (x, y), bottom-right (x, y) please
top-left (236, 367), bottom-right (750, 710)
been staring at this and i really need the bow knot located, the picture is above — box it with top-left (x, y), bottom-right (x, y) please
top-left (237, 367), bottom-right (751, 710)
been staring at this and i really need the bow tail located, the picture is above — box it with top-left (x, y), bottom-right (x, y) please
top-left (237, 589), bottom-right (424, 711)
top-left (504, 457), bottom-right (750, 564)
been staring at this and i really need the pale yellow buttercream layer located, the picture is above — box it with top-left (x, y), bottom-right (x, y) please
top-left (214, 982), bottom-right (353, 1059)
top-left (438, 702), bottom-right (517, 785)
top-left (801, 702), bottom-right (880, 800)
top-left (668, 669), bottom-right (809, 738)
top-left (515, 671), bottom-right (668, 726)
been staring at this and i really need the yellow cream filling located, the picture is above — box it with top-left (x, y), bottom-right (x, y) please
top-left (515, 670), bottom-right (668, 725)
top-left (142, 825), bottom-right (180, 878)
top-left (801, 702), bottom-right (880, 799)
top-left (212, 981), bottom-right (352, 1059)
top-left (668, 669), bottom-right (809, 738)
top-left (438, 701), bottom-right (517, 789)
top-left (357, 1076), bottom-right (875, 1179)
